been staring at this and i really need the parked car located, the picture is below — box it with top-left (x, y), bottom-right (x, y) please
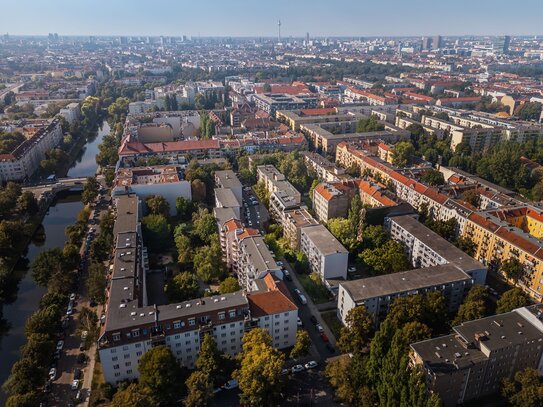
top-left (348, 266), bottom-right (357, 273)
top-left (71, 380), bottom-right (80, 391)
top-left (223, 379), bottom-right (238, 390)
top-left (43, 381), bottom-right (52, 394)
top-left (320, 333), bottom-right (329, 342)
top-left (69, 293), bottom-right (76, 301)
top-left (56, 340), bottom-right (64, 351)
top-left (291, 364), bottom-right (304, 373)
top-left (277, 261), bottom-right (283, 267)
top-left (298, 294), bottom-right (307, 305)
top-left (79, 342), bottom-right (85, 351)
top-left (310, 315), bottom-right (318, 325)
top-left (304, 361), bottom-right (318, 369)
top-left (316, 324), bottom-right (324, 333)
top-left (62, 317), bottom-right (70, 329)
top-left (293, 288), bottom-right (301, 296)
top-left (297, 317), bottom-right (303, 327)
top-left (48, 368), bottom-right (57, 381)
top-left (66, 305), bottom-right (73, 316)
top-left (283, 269), bottom-right (292, 281)
top-left (281, 368), bottom-right (289, 375)
top-left (73, 369), bottom-right (82, 380)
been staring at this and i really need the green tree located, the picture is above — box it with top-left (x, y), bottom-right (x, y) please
top-left (2, 358), bottom-right (45, 397)
top-left (192, 208), bottom-right (217, 244)
top-left (185, 370), bottom-right (213, 407)
top-left (338, 306), bottom-right (373, 353)
top-left (86, 262), bottom-right (106, 304)
top-left (290, 329), bottom-right (311, 359)
top-left (501, 258), bottom-right (525, 283)
top-left (233, 329), bottom-right (284, 406)
top-left (356, 115), bottom-right (384, 132)
top-left (219, 277), bottom-right (240, 294)
top-left (111, 383), bottom-right (152, 407)
top-left (31, 248), bottom-right (64, 287)
top-left (138, 346), bottom-right (184, 406)
top-left (176, 196), bottom-right (195, 221)
top-left (25, 305), bottom-right (60, 337)
top-left (502, 368), bottom-right (543, 407)
top-left (193, 236), bottom-right (226, 283)
top-left (175, 234), bottom-right (192, 265)
top-left (452, 285), bottom-right (489, 326)
top-left (82, 176), bottom-right (99, 204)
top-left (165, 272), bottom-right (201, 302)
top-left (514, 102), bottom-right (542, 121)
top-left (421, 170), bottom-right (445, 186)
top-left (496, 288), bottom-right (529, 313)
top-left (5, 392), bottom-right (38, 407)
top-left (145, 195), bottom-right (170, 217)
top-left (142, 214), bottom-right (171, 251)
top-left (391, 141), bottom-right (415, 167)
top-left (358, 240), bottom-right (410, 275)
top-left (16, 191), bottom-right (38, 216)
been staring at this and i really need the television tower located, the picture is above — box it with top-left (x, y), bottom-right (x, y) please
top-left (278, 19), bottom-right (281, 43)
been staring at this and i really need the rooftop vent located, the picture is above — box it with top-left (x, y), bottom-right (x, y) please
top-left (130, 312), bottom-right (136, 316)
top-left (119, 303), bottom-right (126, 308)
top-left (186, 303), bottom-right (191, 308)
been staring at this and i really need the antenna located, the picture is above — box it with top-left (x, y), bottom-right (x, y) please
top-left (278, 19), bottom-right (281, 43)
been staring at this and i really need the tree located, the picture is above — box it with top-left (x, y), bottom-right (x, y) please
top-left (461, 189), bottom-right (480, 207)
top-left (5, 393), bottom-right (38, 407)
top-left (290, 330), bottom-right (311, 359)
top-left (31, 248), bottom-right (64, 287)
top-left (193, 236), bottom-right (226, 283)
top-left (502, 368), bottom-right (543, 407)
top-left (82, 176), bottom-right (99, 204)
top-left (338, 306), bottom-right (373, 353)
top-left (514, 102), bottom-right (542, 121)
top-left (175, 234), bottom-right (192, 265)
top-left (21, 333), bottom-right (55, 368)
top-left (496, 288), bottom-right (529, 313)
top-left (142, 214), bottom-right (171, 251)
top-left (176, 196), bottom-right (195, 221)
top-left (391, 141), bottom-right (415, 167)
top-left (2, 358), bottom-right (45, 396)
top-left (16, 192), bottom-right (38, 216)
top-left (356, 115), bottom-right (384, 132)
top-left (452, 285), bottom-right (489, 326)
top-left (233, 329), bottom-right (285, 406)
top-left (111, 384), bottom-right (152, 407)
top-left (192, 208), bottom-right (217, 244)
top-left (421, 170), bottom-right (445, 186)
top-left (86, 262), bottom-right (106, 304)
top-left (358, 240), bottom-right (410, 275)
top-left (166, 272), bottom-right (201, 302)
top-left (219, 277), bottom-right (240, 294)
top-left (138, 346), bottom-right (184, 406)
top-left (145, 195), bottom-right (170, 217)
top-left (327, 218), bottom-right (356, 251)
top-left (185, 371), bottom-right (213, 407)
top-left (25, 305), bottom-right (60, 337)
top-left (501, 258), bottom-right (525, 283)
top-left (191, 179), bottom-right (207, 202)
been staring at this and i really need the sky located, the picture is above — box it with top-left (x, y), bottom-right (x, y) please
top-left (2, 0), bottom-right (543, 38)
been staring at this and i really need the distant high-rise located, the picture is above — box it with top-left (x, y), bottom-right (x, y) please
top-left (432, 35), bottom-right (443, 50)
top-left (422, 36), bottom-right (432, 51)
top-left (306, 32), bottom-right (309, 43)
top-left (493, 35), bottom-right (511, 54)
top-left (278, 19), bottom-right (282, 42)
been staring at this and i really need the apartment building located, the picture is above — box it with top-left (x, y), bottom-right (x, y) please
top-left (215, 170), bottom-right (243, 205)
top-left (269, 189), bottom-right (301, 226)
top-left (0, 119), bottom-right (63, 181)
top-left (59, 102), bottom-right (80, 125)
top-left (410, 305), bottom-right (543, 407)
top-left (282, 208), bottom-right (319, 250)
top-left (98, 196), bottom-right (297, 384)
top-left (301, 151), bottom-right (347, 182)
top-left (118, 139), bottom-right (222, 160)
top-left (214, 188), bottom-right (241, 219)
top-left (386, 215), bottom-right (487, 285)
top-left (256, 164), bottom-right (301, 201)
top-left (252, 93), bottom-right (318, 116)
top-left (300, 224), bottom-right (348, 282)
top-left (113, 166), bottom-right (191, 215)
top-left (337, 265), bottom-right (473, 325)
top-left (237, 234), bottom-right (282, 291)
top-left (312, 181), bottom-right (358, 222)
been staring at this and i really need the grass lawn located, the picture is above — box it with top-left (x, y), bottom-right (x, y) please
top-left (321, 311), bottom-right (342, 340)
top-left (297, 273), bottom-right (331, 304)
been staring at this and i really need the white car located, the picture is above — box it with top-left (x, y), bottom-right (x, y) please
top-left (277, 261), bottom-right (283, 267)
top-left (48, 367), bottom-right (57, 380)
top-left (66, 305), bottom-right (73, 316)
top-left (297, 317), bottom-right (303, 327)
top-left (71, 379), bottom-right (80, 391)
top-left (316, 324), bottom-right (324, 333)
top-left (69, 293), bottom-right (76, 301)
top-left (56, 340), bottom-right (64, 351)
top-left (223, 379), bottom-right (238, 390)
top-left (291, 364), bottom-right (304, 373)
top-left (304, 361), bottom-right (318, 370)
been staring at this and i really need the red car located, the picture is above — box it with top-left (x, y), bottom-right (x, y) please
top-left (320, 333), bottom-right (329, 342)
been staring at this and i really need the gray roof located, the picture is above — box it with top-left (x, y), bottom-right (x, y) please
top-left (113, 195), bottom-right (139, 235)
top-left (240, 235), bottom-right (279, 274)
top-left (302, 224), bottom-right (348, 256)
top-left (215, 188), bottom-right (241, 208)
top-left (215, 170), bottom-right (242, 189)
top-left (341, 264), bottom-right (472, 303)
top-left (213, 207), bottom-right (239, 226)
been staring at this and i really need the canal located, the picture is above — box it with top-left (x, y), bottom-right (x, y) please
top-left (0, 121), bottom-right (110, 404)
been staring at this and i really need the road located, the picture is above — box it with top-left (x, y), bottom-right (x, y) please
top-left (23, 175), bottom-right (106, 199)
top-left (46, 192), bottom-right (111, 407)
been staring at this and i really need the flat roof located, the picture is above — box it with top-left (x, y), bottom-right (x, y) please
top-left (240, 235), bottom-right (279, 274)
top-left (341, 264), bottom-right (472, 303)
top-left (302, 224), bottom-right (348, 256)
top-left (215, 170), bottom-right (242, 189)
top-left (113, 195), bottom-right (139, 236)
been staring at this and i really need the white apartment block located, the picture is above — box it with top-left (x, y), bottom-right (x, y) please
top-left (59, 102), bottom-right (80, 125)
top-left (300, 224), bottom-right (348, 281)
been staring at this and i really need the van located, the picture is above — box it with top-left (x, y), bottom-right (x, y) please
top-left (298, 294), bottom-right (307, 305)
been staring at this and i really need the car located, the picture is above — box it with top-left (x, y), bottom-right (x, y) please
top-left (77, 353), bottom-right (86, 364)
top-left (297, 317), bottom-right (303, 327)
top-left (79, 342), bottom-right (85, 351)
top-left (293, 288), bottom-right (301, 296)
top-left (277, 261), bottom-right (283, 267)
top-left (71, 380), bottom-right (80, 391)
top-left (310, 315), bottom-right (318, 325)
top-left (69, 293), bottom-right (76, 301)
top-left (291, 364), bottom-right (304, 373)
top-left (48, 368), bottom-right (57, 381)
top-left (304, 361), bottom-right (318, 369)
top-left (223, 379), bottom-right (239, 390)
top-left (68, 300), bottom-right (74, 308)
top-left (281, 368), bottom-right (289, 375)
top-left (75, 390), bottom-right (82, 402)
top-left (298, 294), bottom-right (307, 305)
top-left (43, 381), bottom-right (52, 393)
top-left (348, 266), bottom-right (357, 273)
top-left (66, 306), bottom-right (73, 316)
top-left (53, 350), bottom-right (61, 360)
top-left (326, 343), bottom-right (336, 353)
top-left (316, 324), bottom-right (324, 333)
top-left (56, 340), bottom-right (64, 351)
top-left (283, 269), bottom-right (292, 281)
top-left (320, 333), bottom-right (329, 342)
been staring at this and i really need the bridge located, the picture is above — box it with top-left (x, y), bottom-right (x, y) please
top-left (23, 175), bottom-right (106, 199)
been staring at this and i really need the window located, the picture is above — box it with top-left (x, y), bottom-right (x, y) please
top-left (136, 351), bottom-right (142, 356)
top-left (189, 318), bottom-right (195, 326)
top-left (184, 332), bottom-right (190, 337)
top-left (124, 354), bottom-right (130, 359)
top-left (135, 343), bottom-right (141, 348)
top-left (173, 321), bottom-right (181, 329)
top-left (218, 312), bottom-right (225, 320)
top-left (123, 346), bottom-right (129, 351)
top-left (186, 340), bottom-right (191, 345)
top-left (125, 362), bottom-right (131, 367)
top-left (112, 333), bottom-right (121, 342)
top-left (132, 329), bottom-right (140, 337)
top-left (127, 369), bottom-right (133, 375)
top-left (112, 356), bottom-right (118, 361)
top-left (229, 310), bottom-right (236, 318)
top-left (111, 349), bottom-right (117, 354)
top-left (113, 364), bottom-right (119, 370)
top-left (114, 372), bottom-right (121, 377)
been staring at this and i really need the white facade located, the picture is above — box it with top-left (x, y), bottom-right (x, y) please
top-left (300, 225), bottom-right (348, 281)
top-left (59, 102), bottom-right (80, 125)
top-left (255, 310), bottom-right (298, 349)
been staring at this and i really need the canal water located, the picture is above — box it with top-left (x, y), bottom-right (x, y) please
top-left (0, 121), bottom-right (110, 404)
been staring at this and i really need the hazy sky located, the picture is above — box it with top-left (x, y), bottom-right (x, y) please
top-left (2, 0), bottom-right (543, 37)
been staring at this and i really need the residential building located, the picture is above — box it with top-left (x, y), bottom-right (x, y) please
top-left (411, 305), bottom-right (543, 407)
top-left (237, 234), bottom-right (282, 291)
top-left (282, 208), bottom-right (319, 250)
top-left (300, 224), bottom-right (348, 282)
top-left (59, 102), bottom-right (80, 125)
top-left (252, 93), bottom-right (318, 116)
top-left (215, 170), bottom-right (243, 204)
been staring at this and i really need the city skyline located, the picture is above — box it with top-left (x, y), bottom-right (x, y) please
top-left (2, 0), bottom-right (543, 37)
